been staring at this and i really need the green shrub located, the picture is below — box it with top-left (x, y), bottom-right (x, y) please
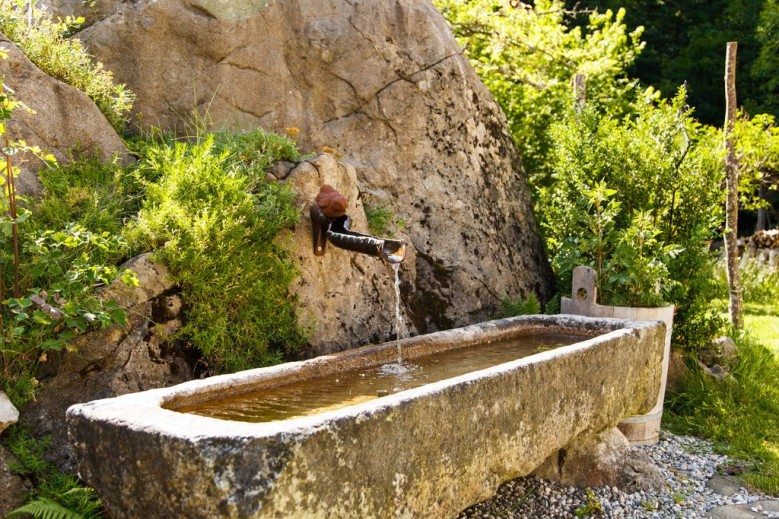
top-left (211, 129), bottom-right (301, 180)
top-left (127, 131), bottom-right (305, 372)
top-left (0, 1), bottom-right (134, 132)
top-left (31, 158), bottom-right (144, 241)
top-left (541, 89), bottom-right (725, 350)
top-left (1, 222), bottom-right (134, 406)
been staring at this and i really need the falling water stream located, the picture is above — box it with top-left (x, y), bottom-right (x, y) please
top-left (392, 262), bottom-right (404, 363)
top-left (376, 262), bottom-right (415, 378)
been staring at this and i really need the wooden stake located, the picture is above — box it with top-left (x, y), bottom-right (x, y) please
top-left (723, 41), bottom-right (743, 329)
top-left (573, 73), bottom-right (586, 112)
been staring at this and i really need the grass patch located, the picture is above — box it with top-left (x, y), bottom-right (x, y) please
top-left (743, 303), bottom-right (779, 355)
top-left (364, 204), bottom-right (405, 238)
top-left (666, 331), bottom-right (779, 495)
top-left (0, 2), bottom-right (133, 132)
top-left (127, 130), bottom-right (306, 372)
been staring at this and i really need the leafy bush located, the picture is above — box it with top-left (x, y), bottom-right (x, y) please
top-left (127, 131), bottom-right (305, 372)
top-left (211, 129), bottom-right (301, 179)
top-left (0, 1), bottom-right (134, 131)
top-left (0, 67), bottom-right (133, 406)
top-left (32, 158), bottom-right (145, 240)
top-left (1, 222), bottom-right (134, 405)
top-left (541, 90), bottom-right (725, 349)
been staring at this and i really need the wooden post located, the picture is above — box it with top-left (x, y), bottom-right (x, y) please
top-left (573, 73), bottom-right (586, 112)
top-left (724, 41), bottom-right (743, 329)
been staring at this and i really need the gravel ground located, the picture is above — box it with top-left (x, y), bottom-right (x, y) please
top-left (456, 431), bottom-right (779, 518)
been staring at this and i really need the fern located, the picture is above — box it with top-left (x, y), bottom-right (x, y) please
top-left (498, 292), bottom-right (541, 318)
top-left (9, 497), bottom-right (84, 519)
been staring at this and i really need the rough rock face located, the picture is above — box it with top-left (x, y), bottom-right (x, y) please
top-left (0, 35), bottom-right (131, 196)
top-left (20, 253), bottom-right (192, 472)
top-left (532, 428), bottom-right (665, 492)
top-left (0, 446), bottom-right (30, 516)
top-left (39, 0), bottom-right (119, 26)
top-left (282, 153), bottom-right (416, 356)
top-left (78, 0), bottom-right (554, 342)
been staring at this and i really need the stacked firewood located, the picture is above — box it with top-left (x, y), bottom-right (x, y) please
top-left (747, 229), bottom-right (779, 249)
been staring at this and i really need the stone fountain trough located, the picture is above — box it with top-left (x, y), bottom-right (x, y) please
top-left (67, 315), bottom-right (664, 518)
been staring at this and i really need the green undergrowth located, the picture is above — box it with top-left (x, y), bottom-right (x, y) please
top-left (1, 159), bottom-right (140, 406)
top-left (666, 331), bottom-right (779, 494)
top-left (3, 427), bottom-right (103, 518)
top-left (2, 127), bottom-right (307, 404)
top-left (0, 1), bottom-right (134, 132)
top-left (127, 130), bottom-right (306, 372)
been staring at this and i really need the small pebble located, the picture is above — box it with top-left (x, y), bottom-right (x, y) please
top-left (456, 431), bottom-right (779, 518)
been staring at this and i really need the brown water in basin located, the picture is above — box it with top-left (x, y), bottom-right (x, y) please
top-left (176, 334), bottom-right (584, 423)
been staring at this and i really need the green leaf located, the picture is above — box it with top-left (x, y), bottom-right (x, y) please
top-left (121, 269), bottom-right (140, 287)
top-left (9, 497), bottom-right (84, 519)
top-left (39, 339), bottom-right (65, 351)
top-left (32, 310), bottom-right (53, 325)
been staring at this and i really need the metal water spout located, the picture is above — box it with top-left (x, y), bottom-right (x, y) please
top-left (310, 185), bottom-right (406, 264)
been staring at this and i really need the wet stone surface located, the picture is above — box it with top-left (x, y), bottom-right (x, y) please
top-left (456, 432), bottom-right (779, 519)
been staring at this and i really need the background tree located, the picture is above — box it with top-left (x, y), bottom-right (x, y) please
top-left (434, 0), bottom-right (650, 190)
top-left (724, 42), bottom-right (743, 329)
top-left (734, 113), bottom-right (779, 232)
top-left (564, 0), bottom-right (777, 125)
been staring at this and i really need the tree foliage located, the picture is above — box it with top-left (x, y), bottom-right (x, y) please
top-left (565, 0), bottom-right (779, 125)
top-left (434, 0), bottom-right (651, 184)
top-left (733, 113), bottom-right (779, 227)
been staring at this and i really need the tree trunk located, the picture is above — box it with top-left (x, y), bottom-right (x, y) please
top-left (573, 73), bottom-right (586, 112)
top-left (724, 41), bottom-right (743, 329)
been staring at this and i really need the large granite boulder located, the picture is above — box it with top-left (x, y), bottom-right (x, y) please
top-left (20, 253), bottom-right (192, 472)
top-left (0, 35), bottom-right (131, 196)
top-left (281, 153), bottom-right (416, 356)
top-left (78, 0), bottom-right (554, 343)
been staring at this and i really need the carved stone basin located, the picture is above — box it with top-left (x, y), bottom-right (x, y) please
top-left (67, 315), bottom-right (664, 518)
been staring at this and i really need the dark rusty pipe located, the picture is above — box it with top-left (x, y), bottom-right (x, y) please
top-left (310, 205), bottom-right (406, 264)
